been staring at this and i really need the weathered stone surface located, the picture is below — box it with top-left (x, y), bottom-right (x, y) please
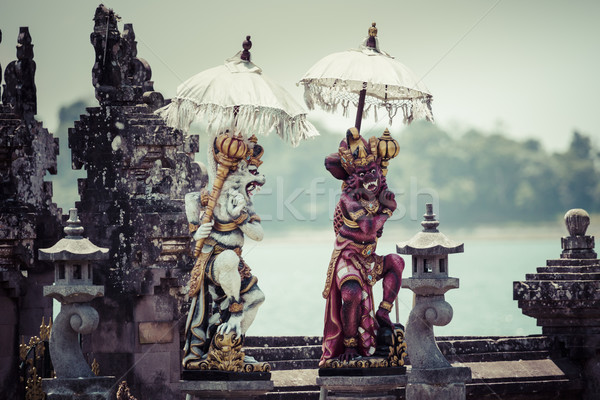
top-left (50, 303), bottom-right (99, 378)
top-left (514, 208), bottom-right (600, 400)
top-left (68, 6), bottom-right (206, 399)
top-left (180, 379), bottom-right (274, 399)
top-left (138, 321), bottom-right (175, 344)
top-left (43, 376), bottom-right (115, 400)
top-left (398, 204), bottom-right (470, 400)
top-left (0, 26), bottom-right (61, 399)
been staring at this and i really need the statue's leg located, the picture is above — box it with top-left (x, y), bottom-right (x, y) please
top-left (376, 254), bottom-right (405, 330)
top-left (240, 285), bottom-right (265, 335)
top-left (339, 279), bottom-right (362, 360)
top-left (213, 250), bottom-right (243, 335)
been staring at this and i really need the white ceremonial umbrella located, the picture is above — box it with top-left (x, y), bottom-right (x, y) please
top-left (156, 36), bottom-right (318, 147)
top-left (299, 23), bottom-right (433, 131)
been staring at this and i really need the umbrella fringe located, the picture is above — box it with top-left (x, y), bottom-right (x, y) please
top-left (301, 81), bottom-right (434, 125)
top-left (155, 98), bottom-right (319, 147)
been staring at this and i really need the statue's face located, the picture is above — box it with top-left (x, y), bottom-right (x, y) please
top-left (227, 160), bottom-right (266, 204)
top-left (355, 161), bottom-right (380, 193)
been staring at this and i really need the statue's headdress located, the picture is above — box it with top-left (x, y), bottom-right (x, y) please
top-left (325, 127), bottom-right (400, 180)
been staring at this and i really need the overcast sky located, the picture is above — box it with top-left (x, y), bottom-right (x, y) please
top-left (1, 0), bottom-right (599, 151)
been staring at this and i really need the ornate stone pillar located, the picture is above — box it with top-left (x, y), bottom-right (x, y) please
top-left (514, 208), bottom-right (600, 400)
top-left (39, 209), bottom-right (115, 399)
top-left (397, 204), bottom-right (471, 400)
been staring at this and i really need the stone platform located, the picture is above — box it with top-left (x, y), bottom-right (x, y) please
top-left (180, 379), bottom-right (274, 399)
top-left (241, 335), bottom-right (583, 400)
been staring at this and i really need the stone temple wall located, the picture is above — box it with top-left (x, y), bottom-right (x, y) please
top-left (68, 5), bottom-right (205, 399)
top-left (0, 26), bottom-right (62, 399)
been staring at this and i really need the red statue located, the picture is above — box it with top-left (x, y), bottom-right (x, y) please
top-left (321, 127), bottom-right (405, 367)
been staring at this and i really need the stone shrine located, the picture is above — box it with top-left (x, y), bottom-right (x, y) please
top-left (0, 26), bottom-right (62, 400)
top-left (515, 208), bottom-right (600, 400)
top-left (68, 4), bottom-right (206, 398)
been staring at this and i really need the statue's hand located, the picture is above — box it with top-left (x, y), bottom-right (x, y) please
top-left (380, 190), bottom-right (396, 211)
top-left (217, 313), bottom-right (242, 336)
top-left (226, 189), bottom-right (246, 218)
top-left (193, 221), bottom-right (213, 241)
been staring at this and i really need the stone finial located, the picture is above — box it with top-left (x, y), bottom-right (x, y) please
top-left (64, 208), bottom-right (85, 238)
top-left (561, 208), bottom-right (596, 259)
top-left (565, 208), bottom-right (590, 237)
top-left (241, 35), bottom-right (252, 61)
top-left (421, 203), bottom-right (439, 232)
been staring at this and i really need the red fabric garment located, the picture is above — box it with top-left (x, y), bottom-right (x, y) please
top-left (320, 236), bottom-right (382, 365)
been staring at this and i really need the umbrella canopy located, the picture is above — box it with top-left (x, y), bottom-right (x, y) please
top-left (156, 37), bottom-right (318, 147)
top-left (299, 23), bottom-right (433, 128)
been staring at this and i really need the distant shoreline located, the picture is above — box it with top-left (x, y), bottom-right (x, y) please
top-left (258, 217), bottom-right (600, 243)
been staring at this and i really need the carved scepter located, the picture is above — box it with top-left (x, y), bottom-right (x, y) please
top-left (189, 133), bottom-right (248, 296)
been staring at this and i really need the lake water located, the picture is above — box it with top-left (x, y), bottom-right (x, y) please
top-left (243, 229), bottom-right (566, 338)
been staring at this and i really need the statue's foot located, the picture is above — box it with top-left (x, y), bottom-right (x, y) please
top-left (375, 309), bottom-right (395, 346)
top-left (244, 355), bottom-right (258, 364)
top-left (338, 348), bottom-right (361, 363)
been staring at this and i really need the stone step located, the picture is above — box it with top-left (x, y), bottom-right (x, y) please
top-left (265, 359), bottom-right (320, 371)
top-left (466, 378), bottom-right (581, 399)
top-left (446, 350), bottom-right (551, 363)
top-left (537, 265), bottom-right (600, 273)
top-left (545, 259), bottom-right (600, 267)
top-left (246, 336), bottom-right (322, 347)
top-left (257, 391), bottom-right (319, 400)
top-left (245, 345), bottom-right (321, 362)
top-left (527, 272), bottom-right (600, 280)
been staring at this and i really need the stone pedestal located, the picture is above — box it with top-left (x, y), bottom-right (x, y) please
top-left (42, 376), bottom-right (115, 400)
top-left (179, 380), bottom-right (274, 399)
top-left (406, 367), bottom-right (471, 400)
top-left (317, 375), bottom-right (406, 400)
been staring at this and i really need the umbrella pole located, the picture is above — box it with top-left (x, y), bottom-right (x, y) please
top-left (354, 88), bottom-right (367, 132)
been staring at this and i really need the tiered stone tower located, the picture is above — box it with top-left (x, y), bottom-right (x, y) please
top-left (515, 208), bottom-right (600, 400)
top-left (68, 5), bottom-right (205, 399)
top-left (0, 27), bottom-right (62, 399)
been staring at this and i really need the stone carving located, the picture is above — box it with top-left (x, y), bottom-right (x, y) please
top-left (39, 209), bottom-right (108, 379)
top-left (91, 5), bottom-right (122, 93)
top-left (90, 4), bottom-right (155, 105)
top-left (2, 27), bottom-right (36, 116)
top-left (515, 208), bottom-right (600, 400)
top-left (120, 23), bottom-right (152, 91)
top-left (0, 26), bottom-right (60, 400)
top-left (183, 133), bottom-right (267, 372)
top-left (69, 8), bottom-right (203, 396)
top-left (320, 127), bottom-right (405, 369)
top-left (397, 204), bottom-right (471, 400)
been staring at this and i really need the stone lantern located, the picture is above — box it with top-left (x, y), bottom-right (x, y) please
top-left (396, 203), bottom-right (471, 400)
top-left (39, 209), bottom-right (114, 399)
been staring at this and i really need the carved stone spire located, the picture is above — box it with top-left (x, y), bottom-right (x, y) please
top-left (2, 27), bottom-right (37, 116)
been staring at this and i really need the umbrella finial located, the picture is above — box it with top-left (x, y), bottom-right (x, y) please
top-left (367, 22), bottom-right (377, 48)
top-left (241, 35), bottom-right (252, 61)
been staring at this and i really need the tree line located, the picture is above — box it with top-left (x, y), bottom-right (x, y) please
top-left (51, 100), bottom-right (599, 229)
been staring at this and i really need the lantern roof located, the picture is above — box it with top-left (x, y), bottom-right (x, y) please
top-left (396, 204), bottom-right (463, 256)
top-left (38, 209), bottom-right (109, 261)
